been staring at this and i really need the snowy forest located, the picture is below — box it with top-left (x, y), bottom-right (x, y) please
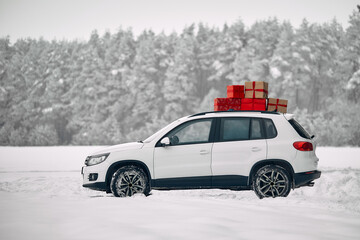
top-left (0, 11), bottom-right (359, 146)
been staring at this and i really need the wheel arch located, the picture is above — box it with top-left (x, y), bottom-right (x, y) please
top-left (105, 160), bottom-right (152, 191)
top-left (248, 159), bottom-right (295, 188)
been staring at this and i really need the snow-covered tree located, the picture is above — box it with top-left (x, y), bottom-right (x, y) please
top-left (214, 20), bottom-right (245, 85)
top-left (1, 12), bottom-right (359, 146)
top-left (232, 18), bottom-right (281, 84)
top-left (162, 26), bottom-right (199, 121)
top-left (269, 22), bottom-right (296, 101)
top-left (292, 19), bottom-right (342, 112)
top-left (343, 11), bottom-right (360, 103)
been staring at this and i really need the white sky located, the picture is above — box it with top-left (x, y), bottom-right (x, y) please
top-left (0, 0), bottom-right (358, 42)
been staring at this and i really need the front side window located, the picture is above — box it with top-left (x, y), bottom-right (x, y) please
top-left (166, 119), bottom-right (212, 145)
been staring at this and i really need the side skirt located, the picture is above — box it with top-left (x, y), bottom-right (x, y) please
top-left (151, 175), bottom-right (249, 190)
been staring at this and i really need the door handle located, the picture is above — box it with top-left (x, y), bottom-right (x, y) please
top-left (251, 147), bottom-right (261, 152)
top-left (200, 150), bottom-right (210, 155)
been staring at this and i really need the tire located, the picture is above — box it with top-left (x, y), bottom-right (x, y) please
top-left (110, 165), bottom-right (150, 197)
top-left (252, 165), bottom-right (291, 199)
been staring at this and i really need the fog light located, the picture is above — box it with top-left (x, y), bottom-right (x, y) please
top-left (88, 173), bottom-right (98, 181)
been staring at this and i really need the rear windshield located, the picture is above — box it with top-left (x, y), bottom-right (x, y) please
top-left (288, 119), bottom-right (311, 139)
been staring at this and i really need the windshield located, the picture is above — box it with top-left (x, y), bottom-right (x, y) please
top-left (143, 119), bottom-right (183, 143)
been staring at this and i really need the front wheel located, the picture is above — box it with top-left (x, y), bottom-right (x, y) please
top-left (110, 165), bottom-right (150, 197)
top-left (253, 165), bottom-right (291, 199)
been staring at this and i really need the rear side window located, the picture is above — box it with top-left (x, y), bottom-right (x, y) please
top-left (220, 118), bottom-right (265, 141)
top-left (221, 118), bottom-right (250, 141)
top-left (250, 118), bottom-right (263, 140)
top-left (288, 119), bottom-right (311, 139)
top-left (264, 119), bottom-right (277, 139)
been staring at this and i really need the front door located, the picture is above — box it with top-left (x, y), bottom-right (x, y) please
top-left (153, 118), bottom-right (214, 188)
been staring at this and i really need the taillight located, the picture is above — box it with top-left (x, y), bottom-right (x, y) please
top-left (293, 141), bottom-right (313, 151)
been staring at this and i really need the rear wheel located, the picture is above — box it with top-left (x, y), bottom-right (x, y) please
top-left (110, 165), bottom-right (150, 197)
top-left (253, 165), bottom-right (291, 199)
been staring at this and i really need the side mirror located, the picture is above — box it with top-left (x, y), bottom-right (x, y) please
top-left (160, 137), bottom-right (170, 147)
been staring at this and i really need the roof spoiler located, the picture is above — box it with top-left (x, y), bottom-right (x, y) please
top-left (284, 113), bottom-right (294, 120)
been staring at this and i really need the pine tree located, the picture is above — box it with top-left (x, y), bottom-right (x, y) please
top-left (214, 20), bottom-right (245, 85)
top-left (343, 11), bottom-right (360, 103)
top-left (194, 23), bottom-right (218, 101)
top-left (292, 20), bottom-right (342, 112)
top-left (162, 26), bottom-right (199, 122)
top-left (269, 22), bottom-right (295, 101)
top-left (232, 18), bottom-right (281, 84)
top-left (122, 30), bottom-right (165, 141)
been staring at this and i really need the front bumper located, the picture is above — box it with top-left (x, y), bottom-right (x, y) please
top-left (294, 170), bottom-right (321, 188)
top-left (82, 182), bottom-right (108, 191)
top-left (82, 164), bottom-right (108, 192)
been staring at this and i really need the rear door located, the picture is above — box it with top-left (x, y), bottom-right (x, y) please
top-left (211, 117), bottom-right (267, 187)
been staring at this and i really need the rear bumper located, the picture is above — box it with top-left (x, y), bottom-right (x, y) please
top-left (294, 170), bottom-right (321, 188)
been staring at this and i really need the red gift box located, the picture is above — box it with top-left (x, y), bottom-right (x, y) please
top-left (240, 98), bottom-right (266, 111)
top-left (227, 85), bottom-right (244, 98)
top-left (214, 98), bottom-right (241, 111)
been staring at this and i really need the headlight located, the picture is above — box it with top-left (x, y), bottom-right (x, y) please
top-left (85, 153), bottom-right (110, 166)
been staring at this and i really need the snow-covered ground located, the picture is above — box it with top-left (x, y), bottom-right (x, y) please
top-left (0, 146), bottom-right (359, 240)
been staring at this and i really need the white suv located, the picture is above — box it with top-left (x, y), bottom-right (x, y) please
top-left (82, 111), bottom-right (321, 198)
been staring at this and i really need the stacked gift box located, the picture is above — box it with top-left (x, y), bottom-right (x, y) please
top-left (214, 81), bottom-right (288, 113)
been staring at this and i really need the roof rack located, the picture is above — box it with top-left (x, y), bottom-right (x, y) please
top-left (189, 110), bottom-right (280, 118)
